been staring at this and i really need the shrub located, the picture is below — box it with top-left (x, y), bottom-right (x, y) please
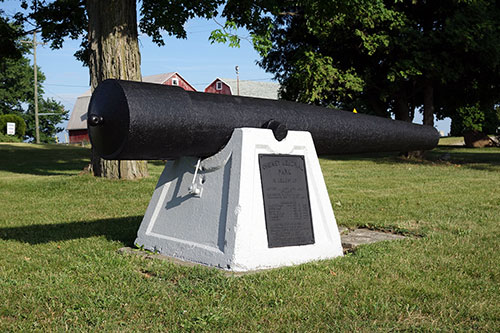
top-left (0, 132), bottom-right (23, 143)
top-left (0, 114), bottom-right (26, 139)
top-left (457, 105), bottom-right (484, 132)
top-left (450, 104), bottom-right (499, 136)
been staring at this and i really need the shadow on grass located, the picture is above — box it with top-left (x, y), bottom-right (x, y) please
top-left (321, 147), bottom-right (500, 172)
top-left (0, 216), bottom-right (142, 246)
top-left (0, 143), bottom-right (91, 176)
top-left (149, 160), bottom-right (167, 167)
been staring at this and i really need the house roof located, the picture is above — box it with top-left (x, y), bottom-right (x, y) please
top-left (207, 78), bottom-right (280, 100)
top-left (67, 73), bottom-right (195, 131)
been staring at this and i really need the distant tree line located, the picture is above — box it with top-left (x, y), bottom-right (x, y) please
top-left (5, 0), bottom-right (499, 174)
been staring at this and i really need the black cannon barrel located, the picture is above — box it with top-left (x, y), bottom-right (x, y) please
top-left (88, 79), bottom-right (439, 160)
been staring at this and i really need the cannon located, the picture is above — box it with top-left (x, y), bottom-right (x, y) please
top-left (88, 80), bottom-right (439, 160)
top-left (87, 79), bottom-right (439, 272)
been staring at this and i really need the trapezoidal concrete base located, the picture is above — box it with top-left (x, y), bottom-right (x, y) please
top-left (135, 128), bottom-right (343, 272)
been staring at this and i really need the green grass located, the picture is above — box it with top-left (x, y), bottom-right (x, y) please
top-left (1, 143), bottom-right (499, 331)
top-left (438, 136), bottom-right (465, 146)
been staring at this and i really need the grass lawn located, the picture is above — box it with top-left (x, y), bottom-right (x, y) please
top-left (0, 142), bottom-right (499, 331)
top-left (438, 136), bottom-right (465, 146)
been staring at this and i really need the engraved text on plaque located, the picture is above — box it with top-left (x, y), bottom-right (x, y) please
top-left (258, 154), bottom-right (315, 248)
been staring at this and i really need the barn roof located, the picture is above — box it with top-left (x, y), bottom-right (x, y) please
top-left (144, 72), bottom-right (197, 91)
top-left (67, 73), bottom-right (195, 131)
top-left (144, 72), bottom-right (176, 84)
top-left (207, 78), bottom-right (280, 100)
top-left (67, 90), bottom-right (91, 131)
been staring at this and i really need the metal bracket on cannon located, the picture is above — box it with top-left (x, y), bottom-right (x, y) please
top-left (188, 158), bottom-right (203, 197)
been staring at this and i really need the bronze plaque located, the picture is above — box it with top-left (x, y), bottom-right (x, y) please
top-left (258, 154), bottom-right (315, 248)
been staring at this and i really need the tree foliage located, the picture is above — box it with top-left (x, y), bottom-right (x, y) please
top-left (0, 55), bottom-right (41, 115)
top-left (216, 0), bottom-right (500, 127)
top-left (216, 0), bottom-right (408, 114)
top-left (0, 47), bottom-right (68, 143)
top-left (24, 97), bottom-right (68, 143)
top-left (450, 104), bottom-right (500, 136)
top-left (0, 10), bottom-right (35, 116)
top-left (0, 11), bottom-right (24, 60)
top-left (23, 0), bottom-right (224, 66)
top-left (0, 9), bottom-right (68, 143)
top-left (139, 0), bottom-right (223, 44)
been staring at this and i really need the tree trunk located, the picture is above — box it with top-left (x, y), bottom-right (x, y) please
top-left (368, 97), bottom-right (387, 117)
top-left (409, 80), bottom-right (417, 122)
top-left (395, 88), bottom-right (423, 158)
top-left (86, 0), bottom-right (148, 179)
top-left (463, 131), bottom-right (494, 148)
top-left (394, 90), bottom-right (410, 122)
top-left (423, 80), bottom-right (435, 126)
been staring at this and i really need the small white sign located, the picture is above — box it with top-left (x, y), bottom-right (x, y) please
top-left (6, 122), bottom-right (15, 135)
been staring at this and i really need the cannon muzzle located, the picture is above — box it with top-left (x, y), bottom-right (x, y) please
top-left (88, 79), bottom-right (439, 160)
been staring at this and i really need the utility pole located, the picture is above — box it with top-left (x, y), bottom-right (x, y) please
top-left (21, 30), bottom-right (45, 144)
top-left (20, 0), bottom-right (44, 143)
top-left (235, 65), bottom-right (240, 96)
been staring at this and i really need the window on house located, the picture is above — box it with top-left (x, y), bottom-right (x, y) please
top-left (216, 81), bottom-right (222, 90)
top-left (172, 78), bottom-right (179, 86)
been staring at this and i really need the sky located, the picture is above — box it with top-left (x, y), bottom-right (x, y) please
top-left (2, 1), bottom-right (450, 142)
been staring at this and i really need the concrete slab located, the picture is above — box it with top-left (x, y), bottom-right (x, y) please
top-left (338, 226), bottom-right (349, 235)
top-left (340, 228), bottom-right (405, 251)
top-left (119, 227), bottom-right (406, 272)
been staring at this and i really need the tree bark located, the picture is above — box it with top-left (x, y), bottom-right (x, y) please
top-left (395, 88), bottom-right (423, 158)
top-left (86, 0), bottom-right (148, 179)
top-left (423, 80), bottom-right (435, 126)
top-left (394, 90), bottom-right (410, 122)
top-left (368, 97), bottom-right (387, 117)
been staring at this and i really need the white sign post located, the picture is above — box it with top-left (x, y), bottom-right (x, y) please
top-left (6, 122), bottom-right (15, 135)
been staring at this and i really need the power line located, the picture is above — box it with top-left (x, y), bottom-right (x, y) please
top-left (45, 83), bottom-right (90, 88)
top-left (190, 77), bottom-right (275, 86)
top-left (187, 29), bottom-right (214, 34)
top-left (243, 77), bottom-right (276, 81)
top-left (43, 86), bottom-right (76, 106)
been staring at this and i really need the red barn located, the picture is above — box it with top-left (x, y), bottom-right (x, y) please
top-left (145, 72), bottom-right (196, 92)
top-left (204, 78), bottom-right (233, 95)
top-left (67, 72), bottom-right (196, 144)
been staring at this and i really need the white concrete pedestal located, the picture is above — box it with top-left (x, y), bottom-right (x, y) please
top-left (135, 128), bottom-right (343, 271)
